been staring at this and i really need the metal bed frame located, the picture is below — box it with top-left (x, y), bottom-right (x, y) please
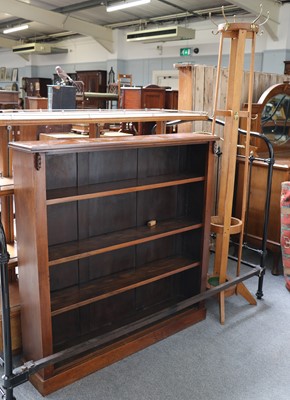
top-left (0, 120), bottom-right (274, 399)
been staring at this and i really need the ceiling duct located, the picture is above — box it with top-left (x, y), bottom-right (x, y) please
top-left (126, 26), bottom-right (195, 43)
top-left (12, 43), bottom-right (68, 54)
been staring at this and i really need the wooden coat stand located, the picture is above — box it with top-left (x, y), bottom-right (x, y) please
top-left (210, 9), bottom-right (269, 324)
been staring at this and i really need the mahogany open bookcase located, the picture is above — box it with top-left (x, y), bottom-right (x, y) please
top-left (10, 133), bottom-right (215, 394)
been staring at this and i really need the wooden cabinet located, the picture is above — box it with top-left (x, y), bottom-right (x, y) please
top-left (0, 90), bottom-right (19, 109)
top-left (76, 70), bottom-right (107, 108)
top-left (25, 96), bottom-right (48, 109)
top-left (11, 133), bottom-right (215, 395)
top-left (121, 86), bottom-right (166, 108)
top-left (22, 78), bottom-right (52, 97)
top-left (120, 87), bottom-right (178, 134)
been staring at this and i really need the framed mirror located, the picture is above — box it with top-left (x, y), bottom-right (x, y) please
top-left (261, 90), bottom-right (290, 145)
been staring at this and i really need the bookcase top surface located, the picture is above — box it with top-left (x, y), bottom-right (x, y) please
top-left (9, 133), bottom-right (217, 154)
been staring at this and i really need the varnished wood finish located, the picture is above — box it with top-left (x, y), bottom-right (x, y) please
top-left (12, 133), bottom-right (215, 394)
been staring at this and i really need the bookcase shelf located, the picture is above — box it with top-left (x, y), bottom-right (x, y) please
top-left (46, 174), bottom-right (205, 205)
top-left (50, 255), bottom-right (200, 316)
top-left (48, 218), bottom-right (202, 266)
top-left (10, 132), bottom-right (215, 395)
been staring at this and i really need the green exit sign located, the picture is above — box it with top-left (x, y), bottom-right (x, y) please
top-left (180, 48), bottom-right (191, 56)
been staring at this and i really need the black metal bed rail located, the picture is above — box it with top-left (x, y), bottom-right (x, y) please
top-left (154, 116), bottom-right (274, 298)
top-left (0, 220), bottom-right (15, 400)
top-left (0, 221), bottom-right (262, 399)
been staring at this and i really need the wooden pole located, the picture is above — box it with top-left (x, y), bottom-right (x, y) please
top-left (210, 22), bottom-right (259, 324)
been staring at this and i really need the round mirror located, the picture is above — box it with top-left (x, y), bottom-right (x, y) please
top-left (261, 92), bottom-right (290, 145)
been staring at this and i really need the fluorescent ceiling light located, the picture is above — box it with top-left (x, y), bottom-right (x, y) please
top-left (3, 24), bottom-right (29, 34)
top-left (107, 0), bottom-right (150, 13)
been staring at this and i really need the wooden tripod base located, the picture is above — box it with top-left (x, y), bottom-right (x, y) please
top-left (208, 276), bottom-right (257, 324)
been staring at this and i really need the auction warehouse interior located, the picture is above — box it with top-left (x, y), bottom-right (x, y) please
top-left (0, 1), bottom-right (289, 399)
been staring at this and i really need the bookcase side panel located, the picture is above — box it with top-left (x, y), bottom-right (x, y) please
top-left (13, 151), bottom-right (53, 364)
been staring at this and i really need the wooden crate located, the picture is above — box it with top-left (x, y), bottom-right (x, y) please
top-left (176, 64), bottom-right (289, 135)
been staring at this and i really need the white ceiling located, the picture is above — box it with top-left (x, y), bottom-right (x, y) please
top-left (0, 0), bottom-right (286, 52)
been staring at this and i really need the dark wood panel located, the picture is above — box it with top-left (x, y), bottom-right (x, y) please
top-left (84, 193), bottom-right (137, 236)
top-left (80, 291), bottom-right (135, 335)
top-left (87, 149), bottom-right (137, 183)
top-left (135, 276), bottom-right (175, 311)
top-left (137, 186), bottom-right (178, 225)
top-left (138, 146), bottom-right (180, 177)
top-left (136, 235), bottom-right (177, 267)
top-left (47, 202), bottom-right (78, 246)
top-left (88, 247), bottom-right (136, 280)
top-left (46, 153), bottom-right (78, 190)
top-left (50, 260), bottom-right (79, 291)
top-left (52, 309), bottom-right (80, 346)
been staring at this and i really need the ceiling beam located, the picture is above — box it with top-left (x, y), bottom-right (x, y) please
top-left (0, 0), bottom-right (114, 52)
top-left (230, 0), bottom-right (280, 40)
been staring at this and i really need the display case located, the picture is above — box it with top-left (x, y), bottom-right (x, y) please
top-left (22, 77), bottom-right (52, 97)
top-left (10, 132), bottom-right (215, 394)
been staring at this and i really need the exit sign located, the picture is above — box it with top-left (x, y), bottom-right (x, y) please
top-left (180, 48), bottom-right (191, 56)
